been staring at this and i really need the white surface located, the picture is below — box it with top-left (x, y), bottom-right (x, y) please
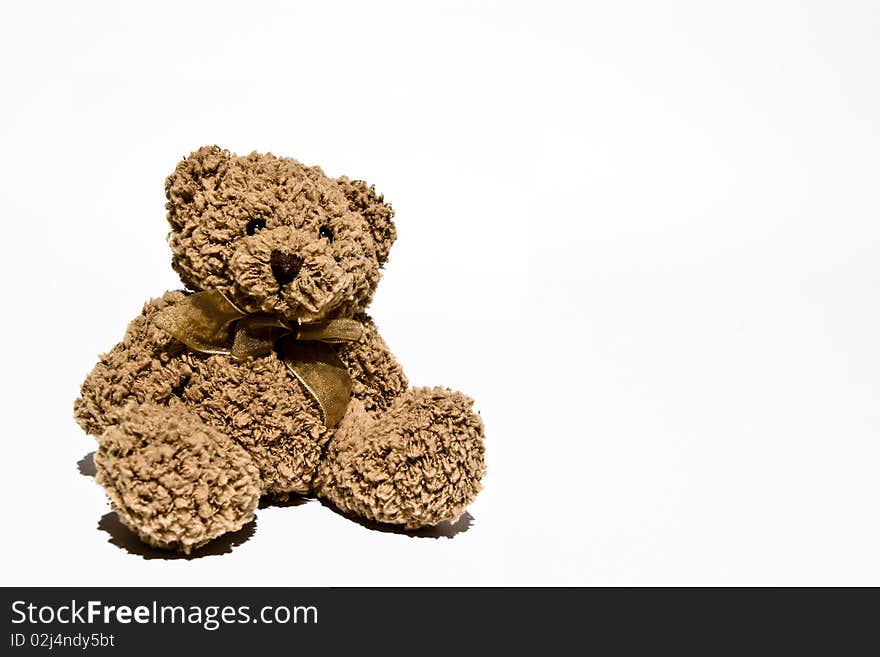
top-left (1, 0), bottom-right (879, 586)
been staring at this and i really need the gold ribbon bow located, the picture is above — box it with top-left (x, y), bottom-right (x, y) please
top-left (154, 290), bottom-right (362, 428)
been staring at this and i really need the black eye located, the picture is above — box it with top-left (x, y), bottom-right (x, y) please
top-left (319, 225), bottom-right (334, 242)
top-left (246, 218), bottom-right (266, 235)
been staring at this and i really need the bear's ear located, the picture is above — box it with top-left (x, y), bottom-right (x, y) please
top-left (336, 176), bottom-right (396, 266)
top-left (165, 145), bottom-right (232, 230)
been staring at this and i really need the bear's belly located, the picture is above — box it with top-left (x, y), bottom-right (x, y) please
top-left (181, 351), bottom-right (331, 495)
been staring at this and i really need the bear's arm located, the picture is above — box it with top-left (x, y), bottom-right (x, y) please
top-left (74, 290), bottom-right (196, 437)
top-left (336, 314), bottom-right (408, 414)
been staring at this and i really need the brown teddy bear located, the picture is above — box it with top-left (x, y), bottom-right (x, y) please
top-left (74, 146), bottom-right (485, 553)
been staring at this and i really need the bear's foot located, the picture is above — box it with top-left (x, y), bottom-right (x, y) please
top-left (315, 387), bottom-right (485, 529)
top-left (95, 402), bottom-right (261, 554)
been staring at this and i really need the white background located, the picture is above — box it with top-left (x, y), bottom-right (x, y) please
top-left (1, 0), bottom-right (878, 586)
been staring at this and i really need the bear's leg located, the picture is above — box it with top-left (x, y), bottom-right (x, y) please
top-left (314, 387), bottom-right (486, 529)
top-left (95, 402), bottom-right (262, 554)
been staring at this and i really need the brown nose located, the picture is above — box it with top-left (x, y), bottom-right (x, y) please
top-left (270, 250), bottom-right (304, 284)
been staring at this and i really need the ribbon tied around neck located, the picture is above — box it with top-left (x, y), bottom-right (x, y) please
top-left (153, 290), bottom-right (362, 428)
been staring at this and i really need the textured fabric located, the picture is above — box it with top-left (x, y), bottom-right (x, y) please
top-left (95, 402), bottom-right (261, 554)
top-left (74, 146), bottom-right (486, 552)
top-left (152, 288), bottom-right (363, 427)
top-left (315, 389), bottom-right (486, 529)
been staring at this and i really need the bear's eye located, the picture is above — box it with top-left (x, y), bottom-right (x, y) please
top-left (246, 218), bottom-right (267, 235)
top-left (319, 225), bottom-right (334, 243)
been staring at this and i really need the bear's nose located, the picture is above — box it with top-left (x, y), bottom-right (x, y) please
top-left (270, 250), bottom-right (304, 285)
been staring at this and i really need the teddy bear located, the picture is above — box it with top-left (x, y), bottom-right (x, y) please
top-left (74, 146), bottom-right (485, 553)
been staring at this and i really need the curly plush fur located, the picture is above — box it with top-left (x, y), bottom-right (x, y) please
top-left (75, 146), bottom-right (485, 552)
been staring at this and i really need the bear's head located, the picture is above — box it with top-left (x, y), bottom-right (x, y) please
top-left (164, 146), bottom-right (395, 322)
